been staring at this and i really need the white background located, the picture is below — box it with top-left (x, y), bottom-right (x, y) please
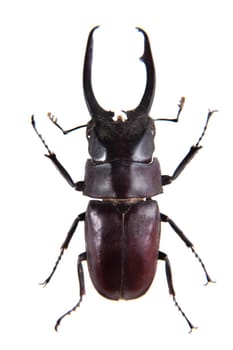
top-left (0, 0), bottom-right (232, 349)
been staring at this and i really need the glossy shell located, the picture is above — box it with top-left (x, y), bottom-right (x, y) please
top-left (85, 199), bottom-right (160, 300)
top-left (84, 158), bottom-right (163, 199)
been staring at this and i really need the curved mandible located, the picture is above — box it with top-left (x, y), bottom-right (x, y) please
top-left (83, 26), bottom-right (114, 119)
top-left (125, 28), bottom-right (156, 119)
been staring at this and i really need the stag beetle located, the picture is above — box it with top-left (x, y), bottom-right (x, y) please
top-left (32, 26), bottom-right (216, 331)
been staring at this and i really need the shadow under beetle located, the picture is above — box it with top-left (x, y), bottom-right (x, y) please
top-left (32, 26), bottom-right (216, 331)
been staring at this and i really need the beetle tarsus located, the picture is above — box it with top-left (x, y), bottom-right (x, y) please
top-left (159, 251), bottom-right (196, 331)
top-left (40, 249), bottom-right (65, 286)
top-left (40, 214), bottom-right (85, 286)
top-left (31, 115), bottom-right (53, 155)
top-left (161, 213), bottom-right (213, 284)
top-left (55, 297), bottom-right (82, 332)
top-left (55, 252), bottom-right (86, 331)
top-left (172, 296), bottom-right (197, 333)
top-left (195, 109), bottom-right (218, 148)
top-left (190, 247), bottom-right (215, 285)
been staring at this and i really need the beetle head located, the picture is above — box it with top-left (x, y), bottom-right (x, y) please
top-left (83, 27), bottom-right (156, 163)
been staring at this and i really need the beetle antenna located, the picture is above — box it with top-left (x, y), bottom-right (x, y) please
top-left (47, 112), bottom-right (87, 135)
top-left (31, 115), bottom-right (52, 154)
top-left (154, 96), bottom-right (186, 122)
top-left (195, 109), bottom-right (218, 147)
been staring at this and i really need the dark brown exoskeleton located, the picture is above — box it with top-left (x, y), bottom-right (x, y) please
top-left (32, 26), bottom-right (216, 331)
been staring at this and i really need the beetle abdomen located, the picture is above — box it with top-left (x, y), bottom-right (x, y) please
top-left (85, 200), bottom-right (160, 300)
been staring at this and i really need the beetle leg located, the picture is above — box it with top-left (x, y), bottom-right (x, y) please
top-left (162, 110), bottom-right (217, 186)
top-left (40, 213), bottom-right (85, 286)
top-left (31, 115), bottom-right (84, 191)
top-left (161, 145), bottom-right (201, 186)
top-left (55, 252), bottom-right (87, 331)
top-left (160, 213), bottom-right (213, 284)
top-left (158, 251), bottom-right (196, 332)
top-left (44, 152), bottom-right (85, 191)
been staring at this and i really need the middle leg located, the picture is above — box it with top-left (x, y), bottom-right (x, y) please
top-left (160, 213), bottom-right (213, 284)
top-left (41, 212), bottom-right (85, 286)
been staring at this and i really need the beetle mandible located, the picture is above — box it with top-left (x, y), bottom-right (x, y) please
top-left (32, 26), bottom-right (216, 331)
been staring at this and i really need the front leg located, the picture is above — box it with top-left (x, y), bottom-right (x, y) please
top-left (162, 110), bottom-right (217, 186)
top-left (162, 145), bottom-right (201, 186)
top-left (31, 115), bottom-right (84, 191)
top-left (45, 152), bottom-right (84, 191)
